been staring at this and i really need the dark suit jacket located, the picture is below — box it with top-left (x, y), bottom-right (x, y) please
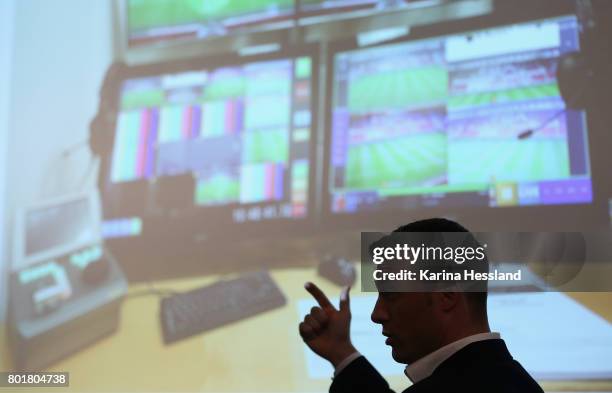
top-left (330, 339), bottom-right (544, 393)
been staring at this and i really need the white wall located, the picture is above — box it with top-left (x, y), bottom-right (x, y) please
top-left (4, 0), bottom-right (114, 273)
top-left (0, 0), bottom-right (16, 323)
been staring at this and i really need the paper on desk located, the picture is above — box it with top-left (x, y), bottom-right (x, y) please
top-left (298, 292), bottom-right (612, 380)
top-left (489, 291), bottom-right (612, 380)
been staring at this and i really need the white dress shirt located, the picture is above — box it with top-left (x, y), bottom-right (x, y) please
top-left (334, 332), bottom-right (501, 382)
top-left (404, 332), bottom-right (501, 383)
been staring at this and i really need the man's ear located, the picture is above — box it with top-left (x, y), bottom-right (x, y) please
top-left (433, 292), bottom-right (460, 313)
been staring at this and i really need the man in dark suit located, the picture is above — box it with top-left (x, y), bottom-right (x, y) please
top-left (299, 218), bottom-right (544, 393)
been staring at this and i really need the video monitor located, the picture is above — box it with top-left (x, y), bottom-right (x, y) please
top-left (125, 0), bottom-right (296, 48)
top-left (326, 15), bottom-right (592, 224)
top-left (14, 193), bottom-right (102, 267)
top-left (99, 49), bottom-right (317, 252)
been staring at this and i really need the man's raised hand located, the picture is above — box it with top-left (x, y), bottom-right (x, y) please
top-left (298, 282), bottom-right (357, 367)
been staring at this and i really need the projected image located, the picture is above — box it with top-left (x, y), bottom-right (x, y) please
top-left (342, 109), bottom-right (447, 191)
top-left (447, 108), bottom-right (570, 185)
top-left (330, 16), bottom-right (592, 213)
top-left (127, 0), bottom-right (295, 47)
top-left (446, 51), bottom-right (569, 187)
top-left (333, 41), bottom-right (447, 194)
top-left (108, 56), bottom-right (312, 225)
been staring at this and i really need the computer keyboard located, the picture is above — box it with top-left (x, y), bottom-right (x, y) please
top-left (160, 270), bottom-right (286, 344)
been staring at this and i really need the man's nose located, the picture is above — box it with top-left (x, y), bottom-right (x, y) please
top-left (371, 296), bottom-right (389, 324)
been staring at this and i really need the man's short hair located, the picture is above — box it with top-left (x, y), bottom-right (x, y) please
top-left (391, 218), bottom-right (488, 316)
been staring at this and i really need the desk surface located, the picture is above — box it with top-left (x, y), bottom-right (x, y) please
top-left (2, 266), bottom-right (612, 393)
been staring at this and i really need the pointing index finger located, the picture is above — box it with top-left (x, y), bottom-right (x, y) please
top-left (305, 282), bottom-right (335, 311)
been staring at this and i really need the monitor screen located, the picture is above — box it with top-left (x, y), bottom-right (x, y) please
top-left (15, 194), bottom-right (102, 266)
top-left (26, 198), bottom-right (96, 258)
top-left (101, 52), bottom-right (315, 243)
top-left (126, 0), bottom-right (296, 47)
top-left (328, 15), bottom-right (592, 217)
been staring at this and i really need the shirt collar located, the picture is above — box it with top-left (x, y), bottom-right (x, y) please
top-left (404, 332), bottom-right (501, 383)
